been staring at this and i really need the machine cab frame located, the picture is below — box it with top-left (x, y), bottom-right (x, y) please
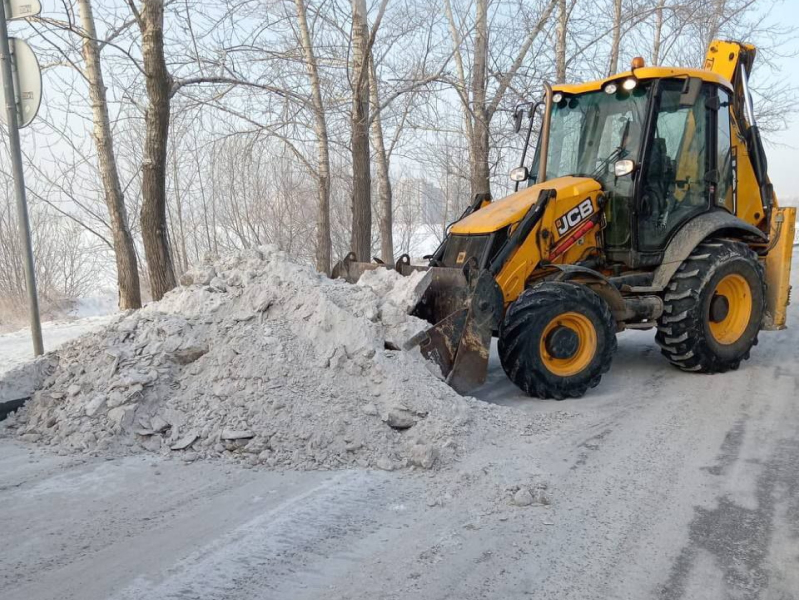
top-left (528, 73), bottom-right (739, 269)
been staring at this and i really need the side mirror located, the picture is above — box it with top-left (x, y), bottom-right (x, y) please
top-left (513, 106), bottom-right (524, 133)
top-left (510, 166), bottom-right (529, 182)
top-left (614, 159), bottom-right (636, 177)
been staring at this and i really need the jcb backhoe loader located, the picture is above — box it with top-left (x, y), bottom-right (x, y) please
top-left (334, 40), bottom-right (796, 399)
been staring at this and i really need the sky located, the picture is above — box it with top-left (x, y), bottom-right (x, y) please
top-left (761, 0), bottom-right (799, 203)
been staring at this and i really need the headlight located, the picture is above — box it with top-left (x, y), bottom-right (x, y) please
top-left (622, 77), bottom-right (637, 91)
top-left (614, 159), bottom-right (635, 177)
top-left (552, 92), bottom-right (563, 104)
top-left (509, 166), bottom-right (529, 182)
top-left (604, 82), bottom-right (617, 94)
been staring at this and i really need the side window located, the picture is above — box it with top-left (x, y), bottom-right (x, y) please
top-left (639, 81), bottom-right (710, 249)
top-left (716, 89), bottom-right (733, 211)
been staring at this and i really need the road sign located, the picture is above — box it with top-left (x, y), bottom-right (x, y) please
top-left (0, 36), bottom-right (40, 128)
top-left (4, 0), bottom-right (41, 20)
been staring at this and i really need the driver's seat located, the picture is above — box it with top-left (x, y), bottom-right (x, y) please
top-left (641, 137), bottom-right (670, 222)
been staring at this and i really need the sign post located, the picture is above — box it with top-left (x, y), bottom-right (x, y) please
top-left (0, 0), bottom-right (42, 356)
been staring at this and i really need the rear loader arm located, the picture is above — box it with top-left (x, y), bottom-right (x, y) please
top-left (704, 40), bottom-right (794, 329)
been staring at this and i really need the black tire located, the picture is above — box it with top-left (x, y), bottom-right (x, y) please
top-left (656, 239), bottom-right (764, 373)
top-left (498, 281), bottom-right (617, 399)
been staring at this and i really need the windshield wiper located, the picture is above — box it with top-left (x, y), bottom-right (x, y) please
top-left (591, 117), bottom-right (631, 178)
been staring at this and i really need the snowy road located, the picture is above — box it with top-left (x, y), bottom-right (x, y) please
top-left (1, 285), bottom-right (797, 599)
top-left (0, 316), bottom-right (115, 378)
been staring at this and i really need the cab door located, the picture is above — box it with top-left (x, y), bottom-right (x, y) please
top-left (637, 80), bottom-right (713, 251)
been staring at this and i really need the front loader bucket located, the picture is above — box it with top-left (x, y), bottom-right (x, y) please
top-left (405, 268), bottom-right (504, 395)
top-left (331, 253), bottom-right (504, 395)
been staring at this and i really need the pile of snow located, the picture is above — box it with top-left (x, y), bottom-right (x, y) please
top-left (1, 246), bottom-right (505, 471)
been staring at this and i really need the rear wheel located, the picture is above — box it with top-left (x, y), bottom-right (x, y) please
top-left (656, 239), bottom-right (764, 372)
top-left (498, 282), bottom-right (617, 399)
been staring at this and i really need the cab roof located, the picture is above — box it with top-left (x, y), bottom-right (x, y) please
top-left (552, 66), bottom-right (733, 95)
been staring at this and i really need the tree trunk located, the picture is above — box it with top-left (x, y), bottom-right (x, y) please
top-left (469, 0), bottom-right (490, 198)
top-left (171, 148), bottom-right (189, 273)
top-left (469, 127), bottom-right (491, 199)
top-left (706, 0), bottom-right (727, 51)
top-left (350, 0), bottom-right (372, 261)
top-left (443, 0), bottom-right (476, 198)
top-left (607, 0), bottom-right (622, 76)
top-left (555, 0), bottom-right (568, 83)
top-left (77, 0), bottom-right (141, 309)
top-left (137, 0), bottom-right (176, 300)
top-left (368, 56), bottom-right (393, 264)
top-left (294, 0), bottom-right (331, 274)
top-left (652, 0), bottom-right (666, 65)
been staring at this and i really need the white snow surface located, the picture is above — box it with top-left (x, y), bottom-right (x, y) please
top-left (68, 293), bottom-right (118, 318)
top-left (0, 315), bottom-right (115, 378)
top-left (1, 246), bottom-right (516, 470)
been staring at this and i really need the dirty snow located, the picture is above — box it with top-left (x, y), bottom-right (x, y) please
top-left (1, 246), bottom-right (517, 471)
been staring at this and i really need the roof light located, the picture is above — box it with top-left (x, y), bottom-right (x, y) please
top-left (631, 56), bottom-right (645, 70)
top-left (604, 82), bottom-right (618, 94)
top-left (622, 77), bottom-right (638, 91)
top-left (552, 92), bottom-right (563, 103)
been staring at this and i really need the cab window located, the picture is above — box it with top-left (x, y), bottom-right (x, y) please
top-left (530, 85), bottom-right (650, 249)
top-left (716, 89), bottom-right (734, 211)
top-left (639, 80), bottom-right (710, 249)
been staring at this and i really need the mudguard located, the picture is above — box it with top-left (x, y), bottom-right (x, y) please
top-left (649, 210), bottom-right (767, 291)
top-left (546, 264), bottom-right (628, 322)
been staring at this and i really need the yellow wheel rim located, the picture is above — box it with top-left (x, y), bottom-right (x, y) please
top-left (539, 312), bottom-right (597, 377)
top-left (708, 273), bottom-right (752, 345)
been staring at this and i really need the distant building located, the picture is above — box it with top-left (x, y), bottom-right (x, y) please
top-left (394, 178), bottom-right (446, 226)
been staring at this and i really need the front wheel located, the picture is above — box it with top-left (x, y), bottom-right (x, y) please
top-left (498, 282), bottom-right (617, 399)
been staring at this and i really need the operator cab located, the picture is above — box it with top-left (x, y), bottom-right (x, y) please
top-left (519, 63), bottom-right (736, 268)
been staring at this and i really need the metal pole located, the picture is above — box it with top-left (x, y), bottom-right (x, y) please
top-left (739, 64), bottom-right (757, 126)
top-left (537, 82), bottom-right (553, 185)
top-left (0, 3), bottom-right (42, 356)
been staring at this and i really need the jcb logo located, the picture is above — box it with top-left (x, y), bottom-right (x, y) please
top-left (555, 198), bottom-right (594, 236)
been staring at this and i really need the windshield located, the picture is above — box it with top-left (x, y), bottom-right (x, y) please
top-left (530, 84), bottom-right (650, 183)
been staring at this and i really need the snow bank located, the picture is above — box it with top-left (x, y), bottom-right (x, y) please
top-left (1, 246), bottom-right (502, 470)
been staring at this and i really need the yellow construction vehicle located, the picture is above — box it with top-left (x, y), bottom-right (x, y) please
top-left (334, 40), bottom-right (795, 399)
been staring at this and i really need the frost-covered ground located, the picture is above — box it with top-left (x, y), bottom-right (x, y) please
top-left (1, 250), bottom-right (796, 600)
top-left (2, 295), bottom-right (796, 600)
top-left (0, 315), bottom-right (116, 378)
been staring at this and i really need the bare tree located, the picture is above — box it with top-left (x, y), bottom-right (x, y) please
top-left (295, 0), bottom-right (332, 274)
top-left (369, 55), bottom-right (393, 263)
top-left (651, 0), bottom-right (667, 65)
top-left (555, 0), bottom-right (568, 83)
top-left (76, 0), bottom-right (141, 309)
top-left (607, 0), bottom-right (623, 76)
top-left (444, 0), bottom-right (558, 198)
top-left (349, 0), bottom-right (388, 261)
top-left (127, 0), bottom-right (177, 300)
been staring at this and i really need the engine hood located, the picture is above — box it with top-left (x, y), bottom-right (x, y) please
top-left (450, 176), bottom-right (601, 235)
